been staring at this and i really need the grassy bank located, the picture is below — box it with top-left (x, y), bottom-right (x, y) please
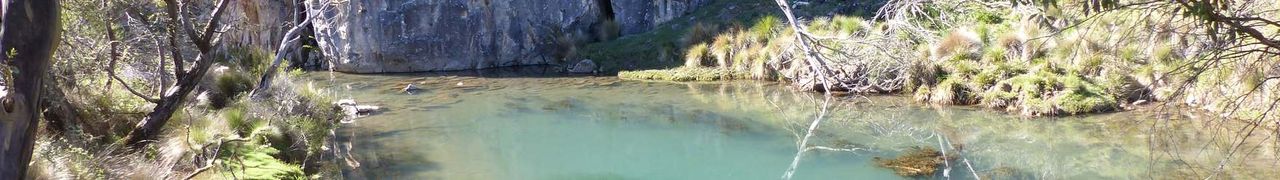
top-left (595, 0), bottom-right (1279, 118)
top-left (32, 46), bottom-right (347, 179)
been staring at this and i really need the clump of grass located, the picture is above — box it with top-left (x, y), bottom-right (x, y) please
top-left (685, 43), bottom-right (711, 67)
top-left (710, 34), bottom-right (734, 68)
top-left (731, 42), bottom-right (757, 71)
top-left (933, 29), bottom-right (983, 60)
top-left (929, 76), bottom-right (973, 105)
top-left (222, 106), bottom-right (262, 137)
top-left (217, 139), bottom-right (306, 179)
top-left (1051, 75), bottom-right (1117, 114)
top-left (832, 15), bottom-right (867, 36)
top-left (212, 71), bottom-right (254, 109)
top-left (982, 46), bottom-right (1009, 63)
top-left (750, 16), bottom-right (780, 42)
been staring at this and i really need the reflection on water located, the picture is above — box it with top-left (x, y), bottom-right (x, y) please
top-left (308, 67), bottom-right (1279, 179)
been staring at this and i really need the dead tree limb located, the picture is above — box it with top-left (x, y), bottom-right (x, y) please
top-left (250, 0), bottom-right (331, 98)
top-left (773, 0), bottom-right (839, 179)
top-left (103, 0), bottom-right (161, 103)
top-left (121, 0), bottom-right (232, 147)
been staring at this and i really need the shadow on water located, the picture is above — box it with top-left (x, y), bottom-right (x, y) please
top-left (338, 125), bottom-right (444, 179)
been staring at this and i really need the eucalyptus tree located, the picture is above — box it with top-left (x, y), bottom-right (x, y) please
top-left (0, 0), bottom-right (62, 177)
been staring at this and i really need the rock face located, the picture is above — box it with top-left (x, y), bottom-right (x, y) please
top-left (611, 0), bottom-right (708, 35)
top-left (308, 0), bottom-right (706, 73)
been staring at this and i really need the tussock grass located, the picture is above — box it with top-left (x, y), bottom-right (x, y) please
top-left (685, 44), bottom-right (711, 68)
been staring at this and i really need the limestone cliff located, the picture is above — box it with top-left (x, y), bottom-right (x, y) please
top-left (307, 0), bottom-right (706, 73)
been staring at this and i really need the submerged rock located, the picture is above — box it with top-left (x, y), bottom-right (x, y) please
top-left (402, 84), bottom-right (423, 94)
top-left (336, 99), bottom-right (382, 121)
top-left (568, 59), bottom-right (597, 74)
top-left (874, 147), bottom-right (952, 177)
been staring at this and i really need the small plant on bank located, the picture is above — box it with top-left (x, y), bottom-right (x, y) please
top-left (685, 43), bottom-right (711, 67)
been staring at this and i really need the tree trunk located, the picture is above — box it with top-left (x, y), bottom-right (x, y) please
top-left (120, 0), bottom-right (231, 147)
top-left (0, 0), bottom-right (61, 177)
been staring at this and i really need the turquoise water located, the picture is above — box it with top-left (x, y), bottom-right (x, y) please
top-left (309, 67), bottom-right (1278, 179)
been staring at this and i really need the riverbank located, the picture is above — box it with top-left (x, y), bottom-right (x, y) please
top-left (594, 0), bottom-right (1279, 119)
top-left (29, 47), bottom-right (349, 179)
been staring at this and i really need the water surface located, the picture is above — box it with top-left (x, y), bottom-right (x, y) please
top-left (309, 67), bottom-right (1279, 179)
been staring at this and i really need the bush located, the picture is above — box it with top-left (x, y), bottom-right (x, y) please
top-left (973, 10), bottom-right (1004, 24)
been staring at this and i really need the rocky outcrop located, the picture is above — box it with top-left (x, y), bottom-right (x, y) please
top-left (224, 0), bottom-right (325, 68)
top-left (308, 0), bottom-right (706, 73)
top-left (568, 59), bottom-right (597, 73)
top-left (611, 0), bottom-right (708, 35)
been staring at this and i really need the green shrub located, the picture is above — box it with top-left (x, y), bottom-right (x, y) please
top-left (973, 10), bottom-right (1005, 24)
top-left (1239, 68), bottom-right (1265, 94)
top-left (224, 47), bottom-right (272, 76)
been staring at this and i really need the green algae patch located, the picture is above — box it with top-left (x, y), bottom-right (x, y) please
top-left (618, 67), bottom-right (751, 82)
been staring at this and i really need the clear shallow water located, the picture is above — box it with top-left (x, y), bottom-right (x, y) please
top-left (309, 67), bottom-right (1279, 179)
